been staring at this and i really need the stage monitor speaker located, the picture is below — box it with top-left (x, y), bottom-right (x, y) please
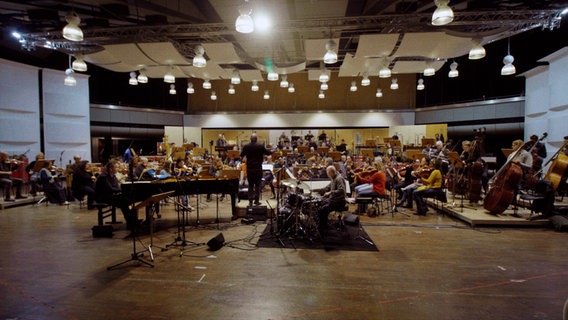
top-left (343, 214), bottom-right (360, 226)
top-left (247, 205), bottom-right (268, 220)
top-left (207, 233), bottom-right (225, 251)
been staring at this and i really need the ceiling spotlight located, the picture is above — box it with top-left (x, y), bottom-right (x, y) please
top-left (169, 84), bottom-right (176, 95)
top-left (203, 79), bottom-right (211, 89)
top-left (193, 45), bottom-right (207, 68)
top-left (390, 78), bottom-right (399, 90)
top-left (267, 71), bottom-right (278, 81)
top-left (350, 81), bottom-right (357, 92)
top-left (469, 38), bottom-right (486, 60)
top-left (318, 91), bottom-right (325, 99)
top-left (288, 83), bottom-right (295, 93)
top-left (187, 82), bottom-right (194, 94)
top-left (211, 91), bottom-right (217, 100)
top-left (501, 39), bottom-right (516, 76)
top-left (323, 39), bottom-right (338, 64)
top-left (279, 74), bottom-right (289, 88)
top-left (376, 89), bottom-right (383, 98)
top-left (164, 67), bottom-right (175, 83)
top-left (448, 61), bottom-right (459, 78)
top-left (63, 11), bottom-right (83, 41)
top-left (361, 72), bottom-right (370, 86)
top-left (64, 68), bottom-right (76, 86)
top-left (251, 80), bottom-right (259, 91)
top-left (235, 0), bottom-right (254, 34)
top-left (320, 82), bottom-right (328, 91)
top-left (228, 84), bottom-right (235, 94)
top-left (263, 90), bottom-right (270, 100)
top-left (137, 69), bottom-right (148, 83)
top-left (432, 0), bottom-right (454, 26)
top-left (129, 72), bottom-right (138, 85)
top-left (417, 78), bottom-right (425, 90)
top-left (231, 70), bottom-right (241, 85)
top-left (71, 54), bottom-right (87, 72)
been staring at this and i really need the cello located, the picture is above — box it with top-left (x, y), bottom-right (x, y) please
top-left (483, 133), bottom-right (547, 214)
top-left (543, 140), bottom-right (568, 191)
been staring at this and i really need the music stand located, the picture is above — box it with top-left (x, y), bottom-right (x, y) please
top-left (107, 191), bottom-right (173, 270)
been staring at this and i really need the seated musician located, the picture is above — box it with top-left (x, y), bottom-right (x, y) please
top-left (393, 158), bottom-right (415, 203)
top-left (398, 158), bottom-right (429, 209)
top-left (354, 160), bottom-right (387, 214)
top-left (95, 160), bottom-right (138, 230)
top-left (38, 165), bottom-right (68, 205)
top-left (134, 157), bottom-right (153, 181)
top-left (26, 152), bottom-right (45, 196)
top-left (412, 160), bottom-right (443, 216)
top-left (261, 155), bottom-right (276, 199)
top-left (316, 165), bottom-right (347, 234)
top-left (72, 160), bottom-right (96, 209)
top-left (524, 134), bottom-right (547, 174)
top-left (0, 151), bottom-right (26, 201)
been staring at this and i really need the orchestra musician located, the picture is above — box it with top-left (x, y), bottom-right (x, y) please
top-left (316, 165), bottom-right (347, 235)
top-left (397, 157), bottom-right (429, 209)
top-left (26, 152), bottom-right (45, 196)
top-left (354, 160), bottom-right (387, 214)
top-left (523, 134), bottom-right (547, 174)
top-left (0, 151), bottom-right (26, 201)
top-left (216, 133), bottom-right (227, 161)
top-left (95, 160), bottom-right (139, 230)
top-left (71, 160), bottom-right (96, 209)
top-left (412, 160), bottom-right (444, 215)
top-left (393, 158), bottom-right (415, 203)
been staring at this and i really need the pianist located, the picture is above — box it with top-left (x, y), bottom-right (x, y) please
top-left (95, 160), bottom-right (139, 230)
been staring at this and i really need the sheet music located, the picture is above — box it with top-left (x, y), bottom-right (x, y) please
top-left (262, 164), bottom-right (273, 171)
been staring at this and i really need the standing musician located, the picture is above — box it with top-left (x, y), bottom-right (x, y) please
top-left (509, 139), bottom-right (533, 173)
top-left (523, 134), bottom-right (547, 174)
top-left (0, 151), bottom-right (26, 201)
top-left (240, 134), bottom-right (272, 206)
top-left (460, 140), bottom-right (485, 203)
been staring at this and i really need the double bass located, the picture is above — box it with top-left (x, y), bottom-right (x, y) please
top-left (483, 133), bottom-right (547, 214)
top-left (544, 140), bottom-right (568, 191)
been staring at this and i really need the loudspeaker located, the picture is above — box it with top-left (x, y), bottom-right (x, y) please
top-left (246, 205), bottom-right (268, 220)
top-left (207, 233), bottom-right (225, 251)
top-left (343, 214), bottom-right (360, 226)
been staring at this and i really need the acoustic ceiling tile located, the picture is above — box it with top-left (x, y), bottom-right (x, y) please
top-left (355, 34), bottom-right (400, 59)
top-left (138, 42), bottom-right (191, 66)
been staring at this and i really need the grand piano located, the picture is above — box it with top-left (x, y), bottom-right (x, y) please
top-left (120, 178), bottom-right (239, 217)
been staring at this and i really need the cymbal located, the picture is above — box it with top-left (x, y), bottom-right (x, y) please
top-left (281, 179), bottom-right (298, 188)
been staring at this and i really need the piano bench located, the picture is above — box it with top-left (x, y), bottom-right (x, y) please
top-left (93, 203), bottom-right (119, 226)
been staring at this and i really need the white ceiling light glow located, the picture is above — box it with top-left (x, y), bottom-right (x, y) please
top-left (235, 0), bottom-right (254, 34)
top-left (432, 0), bottom-right (454, 26)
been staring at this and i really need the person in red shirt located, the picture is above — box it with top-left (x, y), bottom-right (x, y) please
top-left (354, 160), bottom-right (387, 214)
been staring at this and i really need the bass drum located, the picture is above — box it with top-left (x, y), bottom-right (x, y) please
top-left (284, 193), bottom-right (304, 208)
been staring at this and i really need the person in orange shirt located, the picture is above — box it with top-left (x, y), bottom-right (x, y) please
top-left (354, 160), bottom-right (387, 214)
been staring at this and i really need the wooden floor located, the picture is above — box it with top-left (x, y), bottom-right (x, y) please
top-left (1, 191), bottom-right (568, 320)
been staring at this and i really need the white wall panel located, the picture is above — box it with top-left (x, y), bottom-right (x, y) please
top-left (548, 49), bottom-right (568, 110)
top-left (0, 59), bottom-right (41, 156)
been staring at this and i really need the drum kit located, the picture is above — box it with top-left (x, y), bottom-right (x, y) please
top-left (277, 179), bottom-right (322, 240)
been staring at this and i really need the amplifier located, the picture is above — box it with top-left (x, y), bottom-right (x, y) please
top-left (246, 205), bottom-right (268, 220)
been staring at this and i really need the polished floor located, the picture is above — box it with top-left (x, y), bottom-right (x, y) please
top-left (1, 191), bottom-right (568, 320)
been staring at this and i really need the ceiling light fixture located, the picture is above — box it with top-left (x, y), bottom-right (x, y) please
top-left (203, 79), bottom-right (211, 89)
top-left (417, 78), bottom-right (425, 90)
top-left (323, 39), bottom-right (338, 64)
top-left (235, 0), bottom-right (254, 34)
top-left (501, 38), bottom-right (516, 76)
top-left (187, 82), bottom-right (194, 94)
top-left (379, 66), bottom-right (391, 78)
top-left (129, 72), bottom-right (138, 85)
top-left (137, 69), bottom-right (148, 83)
top-left (448, 61), bottom-right (459, 78)
top-left (211, 91), bottom-right (217, 100)
top-left (164, 67), bottom-right (175, 83)
top-left (263, 90), bottom-right (270, 100)
top-left (319, 69), bottom-right (329, 83)
top-left (424, 63), bottom-right (436, 76)
top-left (71, 54), bottom-right (87, 72)
top-left (288, 83), bottom-right (295, 93)
top-left (231, 70), bottom-right (241, 84)
top-left (469, 38), bottom-right (486, 60)
top-left (320, 82), bottom-right (328, 91)
top-left (63, 11), bottom-right (83, 41)
top-left (267, 70), bottom-right (278, 81)
top-left (280, 74), bottom-right (289, 88)
top-left (193, 45), bottom-right (207, 68)
top-left (350, 81), bottom-right (357, 92)
top-left (390, 78), bottom-right (399, 90)
top-left (169, 84), bottom-right (176, 95)
top-left (64, 68), bottom-right (76, 86)
top-left (318, 91), bottom-right (325, 99)
top-left (251, 80), bottom-right (259, 91)
top-left (376, 89), bottom-right (383, 98)
top-left (432, 0), bottom-right (454, 26)
top-left (361, 72), bottom-right (370, 86)
top-left (228, 84), bottom-right (235, 94)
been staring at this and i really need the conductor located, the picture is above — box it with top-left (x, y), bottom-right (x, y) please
top-left (240, 134), bottom-right (272, 206)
